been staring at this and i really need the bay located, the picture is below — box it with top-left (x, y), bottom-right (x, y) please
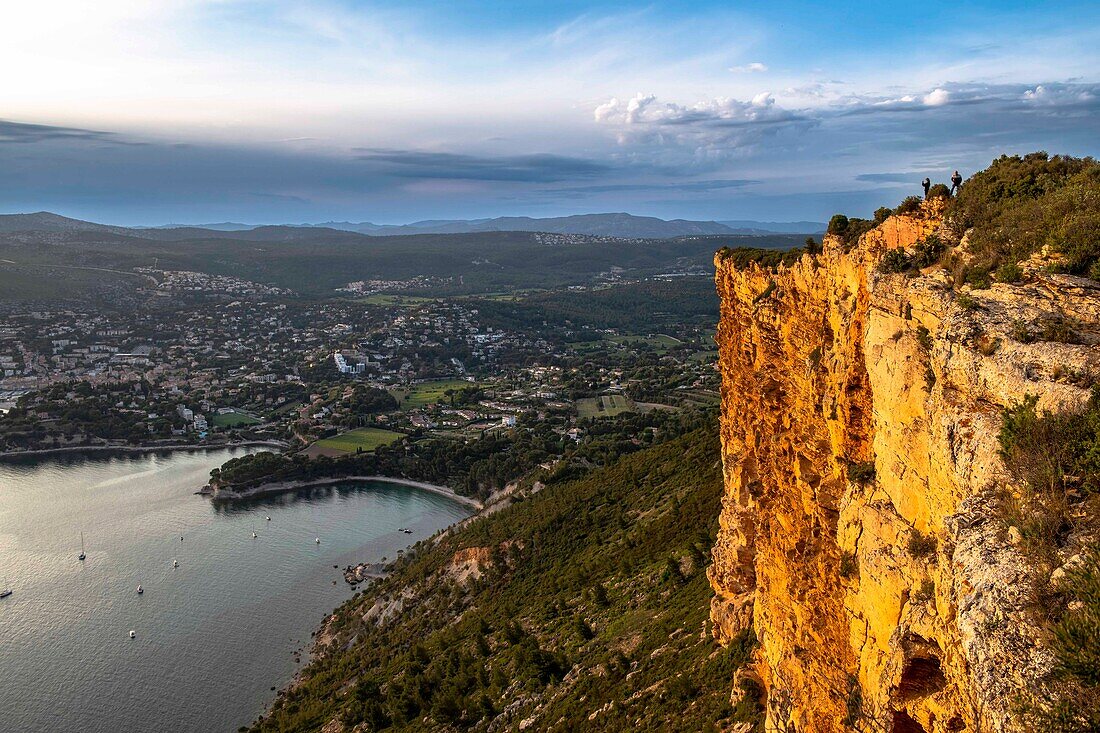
top-left (0, 448), bottom-right (471, 732)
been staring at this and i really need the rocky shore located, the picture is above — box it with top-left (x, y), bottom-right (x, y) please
top-left (0, 440), bottom-right (287, 462)
top-left (342, 562), bottom-right (389, 585)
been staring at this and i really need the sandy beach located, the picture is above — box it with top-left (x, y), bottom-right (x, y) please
top-left (209, 474), bottom-right (483, 509)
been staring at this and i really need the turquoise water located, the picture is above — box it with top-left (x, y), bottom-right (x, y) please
top-left (0, 448), bottom-right (471, 732)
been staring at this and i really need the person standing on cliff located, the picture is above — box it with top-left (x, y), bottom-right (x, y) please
top-left (922, 177), bottom-right (931, 198)
top-left (950, 170), bottom-right (963, 196)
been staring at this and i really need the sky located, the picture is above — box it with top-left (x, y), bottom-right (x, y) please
top-left (1, 0), bottom-right (1098, 225)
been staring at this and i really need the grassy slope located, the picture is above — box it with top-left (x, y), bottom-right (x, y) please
top-left (390, 380), bottom-right (478, 410)
top-left (252, 427), bottom-right (760, 732)
top-left (313, 428), bottom-right (406, 453)
top-left (576, 395), bottom-right (636, 419)
top-left (210, 411), bottom-right (262, 427)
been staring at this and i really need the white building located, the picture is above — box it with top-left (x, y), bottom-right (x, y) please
top-left (334, 351), bottom-right (365, 374)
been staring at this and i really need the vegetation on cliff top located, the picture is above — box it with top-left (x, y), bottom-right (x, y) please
top-left (249, 427), bottom-right (761, 732)
top-left (832, 152), bottom-right (1100, 281)
top-left (952, 152), bottom-right (1100, 279)
top-left (715, 245), bottom-right (805, 269)
top-left (999, 392), bottom-right (1100, 730)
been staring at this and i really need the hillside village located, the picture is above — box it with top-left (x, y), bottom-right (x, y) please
top-left (0, 275), bottom-right (719, 461)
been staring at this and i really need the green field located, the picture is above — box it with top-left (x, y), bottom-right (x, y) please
top-left (677, 389), bottom-right (721, 407)
top-left (389, 379), bottom-right (478, 409)
top-left (209, 409), bottom-right (262, 428)
top-left (312, 427), bottom-right (405, 453)
top-left (608, 333), bottom-right (683, 348)
top-left (355, 294), bottom-right (433, 306)
top-left (576, 393), bottom-right (636, 419)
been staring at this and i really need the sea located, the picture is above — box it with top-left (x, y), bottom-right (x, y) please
top-left (0, 447), bottom-right (471, 732)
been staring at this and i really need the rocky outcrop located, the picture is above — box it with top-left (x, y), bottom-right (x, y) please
top-left (709, 202), bottom-right (1100, 731)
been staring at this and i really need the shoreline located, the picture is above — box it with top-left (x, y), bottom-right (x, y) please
top-left (0, 440), bottom-right (287, 461)
top-left (209, 475), bottom-right (483, 510)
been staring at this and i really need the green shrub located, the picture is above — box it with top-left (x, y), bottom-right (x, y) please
top-left (843, 218), bottom-right (876, 245)
top-left (966, 267), bottom-right (993, 289)
top-left (956, 293), bottom-right (979, 311)
top-left (875, 236), bottom-right (945, 274)
top-left (828, 214), bottom-right (850, 235)
top-left (1041, 318), bottom-right (1083, 345)
top-left (928, 183), bottom-right (952, 199)
top-left (717, 246), bottom-right (804, 270)
top-left (916, 326), bottom-right (933, 351)
top-left (999, 391), bottom-right (1100, 496)
top-left (1024, 548), bottom-right (1100, 731)
top-left (874, 206), bottom-right (893, 223)
top-left (907, 530), bottom-right (937, 558)
top-left (878, 248), bottom-right (911, 274)
top-left (847, 461), bottom-right (876, 484)
top-left (1011, 320), bottom-right (1035, 343)
top-left (1052, 552), bottom-right (1100, 685)
top-left (839, 551), bottom-right (859, 579)
top-left (844, 676), bottom-right (863, 725)
top-left (951, 152), bottom-right (1100, 277)
top-left (998, 262), bottom-right (1024, 283)
top-left (911, 235), bottom-right (946, 269)
top-left (896, 196), bottom-right (923, 214)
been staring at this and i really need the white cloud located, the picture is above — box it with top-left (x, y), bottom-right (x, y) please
top-left (1023, 83), bottom-right (1098, 105)
top-left (751, 91), bottom-right (775, 107)
top-left (592, 91), bottom-right (808, 156)
top-left (923, 88), bottom-right (951, 106)
top-left (730, 62), bottom-right (768, 73)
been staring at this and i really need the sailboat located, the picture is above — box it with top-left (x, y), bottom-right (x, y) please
top-left (78, 532), bottom-right (86, 561)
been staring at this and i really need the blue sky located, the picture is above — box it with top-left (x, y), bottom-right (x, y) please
top-left (1, 0), bottom-right (1098, 225)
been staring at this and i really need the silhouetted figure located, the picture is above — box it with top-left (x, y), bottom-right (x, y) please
top-left (950, 170), bottom-right (962, 196)
top-left (922, 177), bottom-right (931, 198)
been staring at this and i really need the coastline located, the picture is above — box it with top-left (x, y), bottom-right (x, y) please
top-left (0, 440), bottom-right (287, 462)
top-left (209, 475), bottom-right (484, 510)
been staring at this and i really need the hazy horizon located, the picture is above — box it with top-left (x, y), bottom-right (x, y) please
top-left (0, 209), bottom-right (827, 230)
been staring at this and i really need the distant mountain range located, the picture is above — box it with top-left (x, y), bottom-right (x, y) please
top-left (0, 211), bottom-right (125, 234)
top-left (137, 211), bottom-right (822, 236)
top-left (0, 211), bottom-right (822, 239)
top-left (303, 213), bottom-right (825, 238)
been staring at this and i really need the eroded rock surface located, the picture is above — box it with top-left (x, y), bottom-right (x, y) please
top-left (709, 202), bottom-right (1099, 731)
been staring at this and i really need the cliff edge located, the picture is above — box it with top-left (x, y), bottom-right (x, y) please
top-left (709, 200), bottom-right (1100, 731)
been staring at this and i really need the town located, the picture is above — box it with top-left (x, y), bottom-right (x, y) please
top-left (0, 273), bottom-right (720, 490)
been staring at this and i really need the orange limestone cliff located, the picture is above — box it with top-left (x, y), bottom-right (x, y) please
top-left (708, 201), bottom-right (1100, 731)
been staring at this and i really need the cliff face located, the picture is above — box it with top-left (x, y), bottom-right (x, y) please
top-left (709, 203), bottom-right (1100, 731)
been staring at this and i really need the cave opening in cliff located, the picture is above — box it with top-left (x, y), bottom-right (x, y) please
top-left (897, 655), bottom-right (947, 701)
top-left (891, 710), bottom-right (928, 733)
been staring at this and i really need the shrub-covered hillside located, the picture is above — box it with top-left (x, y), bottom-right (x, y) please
top-left (249, 427), bottom-right (761, 732)
top-left (826, 152), bottom-right (1100, 282)
top-left (952, 152), bottom-right (1100, 278)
